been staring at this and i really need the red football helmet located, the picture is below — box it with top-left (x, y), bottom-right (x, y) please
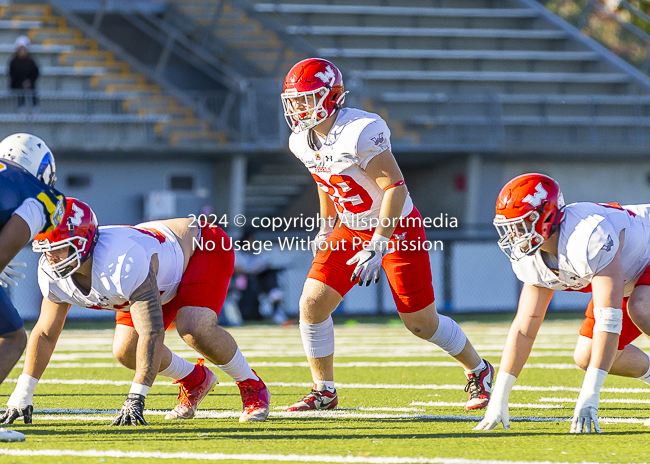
top-left (32, 198), bottom-right (99, 280)
top-left (281, 58), bottom-right (347, 133)
top-left (493, 173), bottom-right (565, 260)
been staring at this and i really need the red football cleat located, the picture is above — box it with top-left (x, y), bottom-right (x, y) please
top-left (236, 371), bottom-right (271, 423)
top-left (165, 358), bottom-right (218, 420)
top-left (464, 359), bottom-right (494, 410)
top-left (286, 386), bottom-right (338, 412)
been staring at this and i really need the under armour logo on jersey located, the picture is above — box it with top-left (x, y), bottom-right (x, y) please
top-left (315, 66), bottom-right (336, 85)
top-left (602, 235), bottom-right (614, 252)
top-left (523, 183), bottom-right (548, 207)
top-left (325, 155), bottom-right (332, 162)
top-left (393, 232), bottom-right (407, 240)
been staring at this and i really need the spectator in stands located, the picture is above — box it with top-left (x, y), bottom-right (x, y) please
top-left (8, 36), bottom-right (39, 109)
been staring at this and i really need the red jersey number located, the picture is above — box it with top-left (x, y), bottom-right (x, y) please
top-left (312, 174), bottom-right (373, 214)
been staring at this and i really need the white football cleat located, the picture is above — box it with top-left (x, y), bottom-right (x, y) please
top-left (0, 427), bottom-right (25, 442)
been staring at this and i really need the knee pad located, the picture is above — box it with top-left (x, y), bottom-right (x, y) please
top-left (299, 316), bottom-right (335, 358)
top-left (427, 314), bottom-right (467, 357)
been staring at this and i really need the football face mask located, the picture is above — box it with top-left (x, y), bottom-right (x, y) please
top-left (281, 88), bottom-right (330, 133)
top-left (494, 211), bottom-right (543, 260)
top-left (34, 238), bottom-right (88, 280)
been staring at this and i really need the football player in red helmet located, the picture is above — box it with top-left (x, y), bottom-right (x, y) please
top-left (3, 199), bottom-right (270, 426)
top-left (282, 58), bottom-right (495, 413)
top-left (476, 173), bottom-right (650, 433)
top-left (282, 58), bottom-right (346, 133)
top-left (32, 198), bottom-right (99, 280)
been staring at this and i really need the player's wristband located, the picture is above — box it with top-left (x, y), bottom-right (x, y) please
top-left (7, 374), bottom-right (39, 409)
top-left (492, 372), bottom-right (516, 401)
top-left (129, 383), bottom-right (151, 397)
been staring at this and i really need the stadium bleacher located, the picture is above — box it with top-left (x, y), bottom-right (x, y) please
top-left (244, 0), bottom-right (650, 152)
top-left (0, 2), bottom-right (226, 149)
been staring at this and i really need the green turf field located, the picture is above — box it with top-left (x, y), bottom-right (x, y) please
top-left (1, 315), bottom-right (650, 464)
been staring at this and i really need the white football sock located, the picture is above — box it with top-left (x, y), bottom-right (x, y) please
top-left (158, 352), bottom-right (196, 381)
top-left (217, 348), bottom-right (258, 382)
top-left (7, 374), bottom-right (38, 409)
top-left (465, 359), bottom-right (486, 375)
top-left (427, 314), bottom-right (467, 357)
top-left (315, 380), bottom-right (336, 393)
top-left (636, 352), bottom-right (650, 386)
top-left (300, 316), bottom-right (335, 358)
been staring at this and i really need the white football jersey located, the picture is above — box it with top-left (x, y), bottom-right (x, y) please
top-left (289, 108), bottom-right (414, 230)
top-left (512, 202), bottom-right (650, 296)
top-left (38, 222), bottom-right (184, 311)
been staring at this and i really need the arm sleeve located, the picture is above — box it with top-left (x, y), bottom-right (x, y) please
top-left (37, 266), bottom-right (64, 304)
top-left (356, 119), bottom-right (392, 169)
top-left (585, 222), bottom-right (620, 276)
top-left (116, 245), bottom-right (153, 300)
top-left (13, 197), bottom-right (47, 241)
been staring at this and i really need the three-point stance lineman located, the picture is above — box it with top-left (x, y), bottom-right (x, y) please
top-left (475, 173), bottom-right (650, 433)
top-left (2, 199), bottom-right (270, 426)
top-left (0, 133), bottom-right (58, 442)
top-left (281, 58), bottom-right (494, 411)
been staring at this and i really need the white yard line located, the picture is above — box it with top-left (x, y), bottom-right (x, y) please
top-left (18, 408), bottom-right (648, 424)
top-left (539, 397), bottom-right (650, 404)
top-left (19, 361), bottom-right (579, 370)
top-left (0, 448), bottom-right (635, 464)
top-left (42, 350), bottom-right (578, 361)
top-left (410, 402), bottom-right (563, 409)
top-left (5, 378), bottom-right (649, 393)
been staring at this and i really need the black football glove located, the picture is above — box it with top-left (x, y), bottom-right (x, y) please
top-left (111, 393), bottom-right (148, 426)
top-left (0, 405), bottom-right (33, 425)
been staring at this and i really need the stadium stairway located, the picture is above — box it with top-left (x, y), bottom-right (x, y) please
top-left (161, 0), bottom-right (307, 78)
top-left (244, 0), bottom-right (650, 154)
top-left (0, 3), bottom-right (226, 149)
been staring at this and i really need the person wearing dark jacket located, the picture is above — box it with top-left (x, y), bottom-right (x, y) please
top-left (8, 36), bottom-right (39, 108)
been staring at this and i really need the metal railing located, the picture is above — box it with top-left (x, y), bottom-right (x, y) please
top-left (540, 0), bottom-right (650, 72)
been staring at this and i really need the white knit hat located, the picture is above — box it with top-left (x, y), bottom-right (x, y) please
top-left (14, 35), bottom-right (30, 51)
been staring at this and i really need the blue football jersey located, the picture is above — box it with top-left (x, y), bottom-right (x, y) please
top-left (0, 159), bottom-right (65, 234)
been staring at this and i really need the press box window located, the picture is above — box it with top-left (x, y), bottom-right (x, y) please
top-left (66, 174), bottom-right (92, 188)
top-left (169, 175), bottom-right (194, 191)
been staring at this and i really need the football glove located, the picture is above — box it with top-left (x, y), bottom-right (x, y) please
top-left (474, 372), bottom-right (516, 431)
top-left (570, 367), bottom-right (605, 433)
top-left (346, 235), bottom-right (394, 286)
top-left (310, 229), bottom-right (332, 257)
top-left (0, 405), bottom-right (32, 425)
top-left (111, 393), bottom-right (148, 426)
top-left (0, 261), bottom-right (26, 288)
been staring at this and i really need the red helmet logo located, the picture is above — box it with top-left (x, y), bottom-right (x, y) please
top-left (494, 173), bottom-right (565, 260)
top-left (33, 198), bottom-right (99, 280)
top-left (281, 58), bottom-right (347, 133)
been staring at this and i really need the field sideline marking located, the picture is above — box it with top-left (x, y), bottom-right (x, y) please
top-left (0, 448), bottom-right (637, 464)
top-left (5, 379), bottom-right (649, 393)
